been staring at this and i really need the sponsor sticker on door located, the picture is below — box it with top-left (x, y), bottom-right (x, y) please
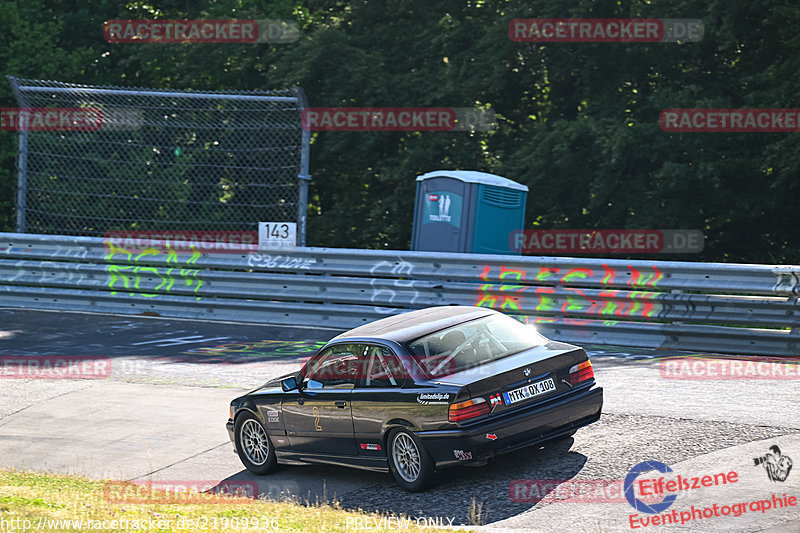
top-left (416, 393), bottom-right (450, 405)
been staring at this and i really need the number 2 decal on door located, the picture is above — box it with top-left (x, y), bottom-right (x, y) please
top-left (313, 406), bottom-right (322, 431)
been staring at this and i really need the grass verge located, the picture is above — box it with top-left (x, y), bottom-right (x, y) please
top-left (0, 469), bottom-right (468, 532)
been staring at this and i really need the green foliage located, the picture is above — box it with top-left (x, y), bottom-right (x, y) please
top-left (0, 0), bottom-right (797, 262)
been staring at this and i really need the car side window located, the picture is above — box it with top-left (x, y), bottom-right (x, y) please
top-left (363, 346), bottom-right (407, 388)
top-left (305, 343), bottom-right (367, 388)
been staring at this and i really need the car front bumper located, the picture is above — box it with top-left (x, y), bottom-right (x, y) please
top-left (418, 385), bottom-right (603, 468)
top-left (226, 419), bottom-right (236, 452)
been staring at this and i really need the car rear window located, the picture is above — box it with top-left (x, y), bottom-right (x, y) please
top-left (405, 314), bottom-right (548, 378)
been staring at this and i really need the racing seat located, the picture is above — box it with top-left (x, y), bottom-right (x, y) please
top-left (442, 330), bottom-right (477, 360)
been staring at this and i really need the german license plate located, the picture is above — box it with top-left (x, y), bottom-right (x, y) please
top-left (503, 377), bottom-right (556, 405)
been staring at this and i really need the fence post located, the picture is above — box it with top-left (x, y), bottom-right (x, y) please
top-left (15, 129), bottom-right (27, 233)
top-left (8, 76), bottom-right (27, 233)
top-left (294, 86), bottom-right (311, 247)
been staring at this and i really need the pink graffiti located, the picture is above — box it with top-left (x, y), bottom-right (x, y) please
top-left (476, 263), bottom-right (663, 319)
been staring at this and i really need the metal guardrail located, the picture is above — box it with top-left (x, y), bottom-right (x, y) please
top-left (0, 232), bottom-right (798, 356)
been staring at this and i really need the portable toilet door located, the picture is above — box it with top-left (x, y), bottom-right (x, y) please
top-left (411, 172), bottom-right (471, 252)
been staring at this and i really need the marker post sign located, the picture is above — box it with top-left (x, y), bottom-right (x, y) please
top-left (258, 222), bottom-right (297, 249)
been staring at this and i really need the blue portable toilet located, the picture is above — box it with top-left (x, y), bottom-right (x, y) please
top-left (411, 170), bottom-right (528, 255)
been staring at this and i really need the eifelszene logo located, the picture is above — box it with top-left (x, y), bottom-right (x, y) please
top-left (624, 460), bottom-right (677, 514)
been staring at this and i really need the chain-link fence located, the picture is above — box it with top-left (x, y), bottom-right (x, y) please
top-left (7, 76), bottom-right (310, 244)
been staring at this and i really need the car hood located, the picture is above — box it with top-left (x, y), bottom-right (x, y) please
top-left (247, 371), bottom-right (297, 395)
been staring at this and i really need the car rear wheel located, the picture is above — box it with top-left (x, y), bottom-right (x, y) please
top-left (235, 412), bottom-right (277, 475)
top-left (387, 429), bottom-right (434, 491)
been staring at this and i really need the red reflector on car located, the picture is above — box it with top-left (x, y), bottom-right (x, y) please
top-left (448, 397), bottom-right (490, 422)
top-left (568, 360), bottom-right (594, 385)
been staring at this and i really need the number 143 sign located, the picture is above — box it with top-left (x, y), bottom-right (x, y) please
top-left (258, 222), bottom-right (297, 249)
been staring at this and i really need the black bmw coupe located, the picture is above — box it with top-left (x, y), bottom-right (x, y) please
top-left (227, 306), bottom-right (603, 491)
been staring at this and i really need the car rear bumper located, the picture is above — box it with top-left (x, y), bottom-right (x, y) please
top-left (418, 385), bottom-right (603, 468)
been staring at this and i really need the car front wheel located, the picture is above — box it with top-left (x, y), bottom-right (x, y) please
top-left (387, 428), bottom-right (434, 491)
top-left (235, 412), bottom-right (277, 475)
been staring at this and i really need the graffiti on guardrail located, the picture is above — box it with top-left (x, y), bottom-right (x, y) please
top-left (532, 287), bottom-right (661, 318)
top-left (532, 263), bottom-right (663, 287)
top-left (106, 243), bottom-right (203, 299)
top-left (370, 259), bottom-right (420, 313)
top-left (476, 266), bottom-right (527, 311)
top-left (246, 252), bottom-right (316, 270)
top-left (52, 245), bottom-right (90, 260)
top-left (773, 268), bottom-right (800, 296)
top-left (476, 263), bottom-right (665, 319)
top-left (6, 259), bottom-right (86, 286)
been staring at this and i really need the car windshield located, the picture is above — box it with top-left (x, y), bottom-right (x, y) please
top-left (406, 314), bottom-right (548, 378)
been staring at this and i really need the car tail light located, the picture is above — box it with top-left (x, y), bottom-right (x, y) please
top-left (449, 397), bottom-right (490, 422)
top-left (568, 360), bottom-right (594, 385)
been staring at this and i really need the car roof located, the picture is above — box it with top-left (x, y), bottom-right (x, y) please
top-left (331, 305), bottom-right (498, 344)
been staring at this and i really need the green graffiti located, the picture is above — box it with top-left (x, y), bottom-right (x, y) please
top-left (564, 295), bottom-right (586, 313)
top-left (166, 245), bottom-right (179, 264)
top-left (561, 268), bottom-right (593, 283)
top-left (108, 264), bottom-right (133, 293)
top-left (155, 268), bottom-right (175, 292)
top-left (535, 267), bottom-right (559, 282)
top-left (628, 292), bottom-right (643, 316)
top-left (601, 300), bottom-right (618, 315)
top-left (534, 289), bottom-right (558, 313)
top-left (106, 245), bottom-right (203, 300)
top-left (477, 266), bottom-right (529, 310)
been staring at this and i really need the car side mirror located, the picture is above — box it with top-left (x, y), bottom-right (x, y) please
top-left (306, 379), bottom-right (323, 390)
top-left (281, 376), bottom-right (298, 392)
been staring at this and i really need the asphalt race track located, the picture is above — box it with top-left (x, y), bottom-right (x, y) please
top-left (0, 308), bottom-right (798, 532)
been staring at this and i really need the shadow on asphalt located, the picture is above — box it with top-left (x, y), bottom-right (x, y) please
top-left (213, 436), bottom-right (586, 524)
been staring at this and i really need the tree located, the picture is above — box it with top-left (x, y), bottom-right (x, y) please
top-left (1, 0), bottom-right (797, 262)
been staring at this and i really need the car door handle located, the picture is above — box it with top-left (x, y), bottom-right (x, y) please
top-left (335, 401), bottom-right (347, 409)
